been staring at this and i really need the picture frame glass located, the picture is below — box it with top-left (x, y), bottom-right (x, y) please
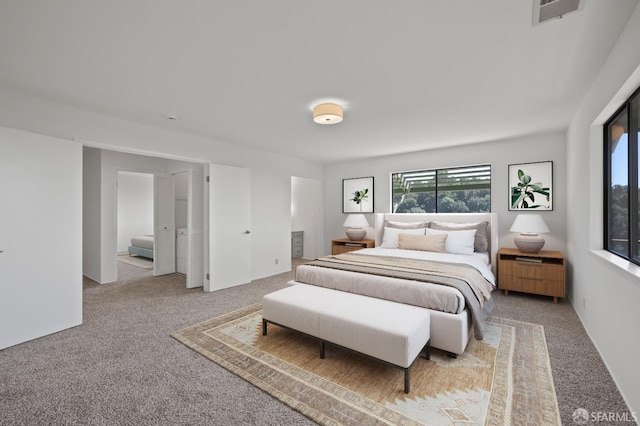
top-left (508, 161), bottom-right (552, 211)
top-left (343, 177), bottom-right (374, 213)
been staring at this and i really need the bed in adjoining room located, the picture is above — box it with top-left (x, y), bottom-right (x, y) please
top-left (127, 235), bottom-right (154, 259)
top-left (291, 212), bottom-right (498, 357)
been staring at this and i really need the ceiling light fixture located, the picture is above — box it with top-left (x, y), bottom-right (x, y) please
top-left (313, 103), bottom-right (343, 125)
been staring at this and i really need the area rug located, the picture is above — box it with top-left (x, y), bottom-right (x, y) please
top-left (171, 303), bottom-right (560, 425)
top-left (117, 254), bottom-right (153, 269)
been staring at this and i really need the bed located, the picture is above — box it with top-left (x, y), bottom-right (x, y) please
top-left (127, 235), bottom-right (154, 260)
top-left (290, 212), bottom-right (498, 357)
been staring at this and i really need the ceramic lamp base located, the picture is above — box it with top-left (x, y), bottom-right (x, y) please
top-left (514, 233), bottom-right (545, 253)
top-left (346, 227), bottom-right (366, 241)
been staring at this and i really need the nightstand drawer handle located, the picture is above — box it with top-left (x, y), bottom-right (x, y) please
top-left (518, 276), bottom-right (544, 281)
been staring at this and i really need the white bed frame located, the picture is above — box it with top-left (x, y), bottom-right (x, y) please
top-left (373, 212), bottom-right (498, 356)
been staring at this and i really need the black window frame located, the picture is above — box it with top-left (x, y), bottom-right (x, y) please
top-left (604, 85), bottom-right (640, 265)
top-left (391, 164), bottom-right (492, 214)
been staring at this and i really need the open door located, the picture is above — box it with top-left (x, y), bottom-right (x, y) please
top-left (154, 174), bottom-right (176, 276)
top-left (186, 167), bottom-right (204, 288)
top-left (0, 130), bottom-right (82, 349)
top-left (205, 164), bottom-right (251, 291)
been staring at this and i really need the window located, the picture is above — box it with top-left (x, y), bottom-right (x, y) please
top-left (605, 86), bottom-right (640, 264)
top-left (392, 164), bottom-right (491, 213)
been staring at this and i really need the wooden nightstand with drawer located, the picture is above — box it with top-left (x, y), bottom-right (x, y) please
top-left (498, 248), bottom-right (566, 303)
top-left (331, 238), bottom-right (375, 255)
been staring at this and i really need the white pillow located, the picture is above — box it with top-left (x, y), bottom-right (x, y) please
top-left (424, 228), bottom-right (477, 255)
top-left (430, 221), bottom-right (489, 252)
top-left (380, 227), bottom-right (426, 248)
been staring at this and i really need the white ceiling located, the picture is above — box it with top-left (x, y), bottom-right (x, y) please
top-left (0, 1), bottom-right (638, 163)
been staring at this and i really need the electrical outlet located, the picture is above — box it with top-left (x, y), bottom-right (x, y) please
top-left (275, 258), bottom-right (279, 265)
top-left (583, 297), bottom-right (586, 310)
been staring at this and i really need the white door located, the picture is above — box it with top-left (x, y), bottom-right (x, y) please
top-left (186, 166), bottom-right (204, 288)
top-left (0, 129), bottom-right (82, 349)
top-left (205, 164), bottom-right (251, 291)
top-left (154, 174), bottom-right (176, 276)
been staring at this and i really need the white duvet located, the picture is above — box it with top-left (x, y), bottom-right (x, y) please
top-left (294, 247), bottom-right (495, 315)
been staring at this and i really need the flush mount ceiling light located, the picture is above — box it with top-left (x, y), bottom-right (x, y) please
top-left (313, 103), bottom-right (343, 125)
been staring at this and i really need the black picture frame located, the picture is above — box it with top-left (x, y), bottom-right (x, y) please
top-left (508, 161), bottom-right (553, 211)
top-left (342, 177), bottom-right (374, 213)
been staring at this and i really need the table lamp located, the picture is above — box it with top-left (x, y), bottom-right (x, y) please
top-left (510, 214), bottom-right (550, 253)
top-left (343, 214), bottom-right (369, 241)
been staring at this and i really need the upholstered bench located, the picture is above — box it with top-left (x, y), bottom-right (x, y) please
top-left (262, 284), bottom-right (431, 393)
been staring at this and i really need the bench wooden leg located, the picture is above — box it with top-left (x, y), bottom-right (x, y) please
top-left (262, 318), bottom-right (267, 336)
top-left (320, 341), bottom-right (325, 359)
top-left (404, 368), bottom-right (410, 394)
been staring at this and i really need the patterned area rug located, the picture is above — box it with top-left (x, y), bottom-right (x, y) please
top-left (171, 303), bottom-right (560, 425)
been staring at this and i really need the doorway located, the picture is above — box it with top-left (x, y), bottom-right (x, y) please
top-left (84, 147), bottom-right (248, 290)
top-left (115, 170), bottom-right (202, 285)
top-left (291, 176), bottom-right (322, 260)
top-left (116, 171), bottom-right (155, 281)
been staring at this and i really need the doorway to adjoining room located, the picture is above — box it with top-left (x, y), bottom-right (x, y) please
top-left (116, 171), bottom-right (154, 282)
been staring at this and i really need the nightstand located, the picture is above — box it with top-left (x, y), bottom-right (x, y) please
top-left (497, 248), bottom-right (566, 303)
top-left (331, 238), bottom-right (375, 255)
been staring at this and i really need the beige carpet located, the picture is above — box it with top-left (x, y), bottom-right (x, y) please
top-left (117, 254), bottom-right (153, 269)
top-left (172, 303), bottom-right (561, 425)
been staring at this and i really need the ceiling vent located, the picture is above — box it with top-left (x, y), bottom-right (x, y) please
top-left (532, 0), bottom-right (582, 26)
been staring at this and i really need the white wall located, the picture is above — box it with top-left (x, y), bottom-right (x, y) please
top-left (83, 147), bottom-right (102, 282)
top-left (323, 131), bottom-right (567, 256)
top-left (0, 103), bottom-right (322, 347)
top-left (0, 84), bottom-right (325, 274)
top-left (0, 126), bottom-right (82, 349)
top-left (292, 176), bottom-right (323, 260)
top-left (567, 3), bottom-right (640, 413)
top-left (0, 92), bottom-right (326, 285)
top-left (81, 143), bottom-right (323, 284)
top-left (117, 172), bottom-right (153, 253)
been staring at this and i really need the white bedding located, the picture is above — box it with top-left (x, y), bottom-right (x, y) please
top-left (295, 247), bottom-right (495, 315)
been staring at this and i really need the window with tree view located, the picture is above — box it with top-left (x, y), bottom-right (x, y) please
top-left (605, 86), bottom-right (640, 264)
top-left (392, 165), bottom-right (491, 213)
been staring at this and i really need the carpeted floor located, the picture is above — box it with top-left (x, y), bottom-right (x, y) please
top-left (0, 259), bottom-right (634, 425)
top-left (117, 255), bottom-right (155, 282)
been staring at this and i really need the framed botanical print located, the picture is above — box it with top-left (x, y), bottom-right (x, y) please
top-left (343, 177), bottom-right (374, 213)
top-left (508, 161), bottom-right (552, 210)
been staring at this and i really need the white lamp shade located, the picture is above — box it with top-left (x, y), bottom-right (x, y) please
top-left (509, 214), bottom-right (550, 234)
top-left (343, 214), bottom-right (370, 228)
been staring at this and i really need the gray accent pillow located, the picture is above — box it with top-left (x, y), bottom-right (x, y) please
top-left (384, 220), bottom-right (430, 229)
top-left (430, 221), bottom-right (489, 252)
